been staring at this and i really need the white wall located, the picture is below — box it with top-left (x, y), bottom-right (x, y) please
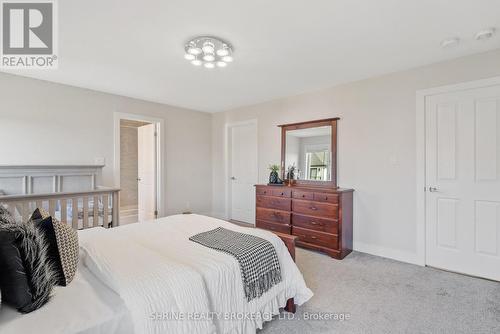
top-left (212, 48), bottom-right (500, 264)
top-left (0, 73), bottom-right (212, 216)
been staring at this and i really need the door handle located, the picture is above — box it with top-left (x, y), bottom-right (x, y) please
top-left (137, 177), bottom-right (142, 182)
top-left (429, 187), bottom-right (439, 192)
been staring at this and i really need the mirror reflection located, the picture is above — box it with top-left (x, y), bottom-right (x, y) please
top-left (285, 126), bottom-right (332, 181)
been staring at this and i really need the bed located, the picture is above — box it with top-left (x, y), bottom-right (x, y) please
top-left (0, 264), bottom-right (133, 334)
top-left (0, 187), bottom-right (119, 229)
top-left (0, 165), bottom-right (119, 229)
top-left (0, 214), bottom-right (313, 334)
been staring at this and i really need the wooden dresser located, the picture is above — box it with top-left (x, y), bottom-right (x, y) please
top-left (255, 185), bottom-right (353, 259)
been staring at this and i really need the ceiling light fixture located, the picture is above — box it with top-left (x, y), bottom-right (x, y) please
top-left (185, 36), bottom-right (233, 69)
top-left (475, 28), bottom-right (496, 40)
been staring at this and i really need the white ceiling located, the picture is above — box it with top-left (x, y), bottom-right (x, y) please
top-left (3, 0), bottom-right (500, 112)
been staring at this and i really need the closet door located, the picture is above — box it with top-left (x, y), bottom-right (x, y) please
top-left (425, 85), bottom-right (500, 281)
top-left (229, 122), bottom-right (258, 224)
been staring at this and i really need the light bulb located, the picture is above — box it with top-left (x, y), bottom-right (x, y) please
top-left (184, 53), bottom-right (195, 60)
top-left (203, 54), bottom-right (215, 62)
top-left (222, 55), bottom-right (233, 62)
top-left (191, 59), bottom-right (202, 66)
top-left (187, 46), bottom-right (201, 55)
top-left (202, 41), bottom-right (215, 54)
top-left (216, 61), bottom-right (227, 68)
top-left (204, 62), bottom-right (215, 69)
top-left (216, 46), bottom-right (229, 57)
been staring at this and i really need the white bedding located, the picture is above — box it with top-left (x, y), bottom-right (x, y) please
top-left (79, 214), bottom-right (313, 333)
top-left (78, 224), bottom-right (216, 334)
top-left (0, 266), bottom-right (133, 334)
top-left (0, 214), bottom-right (313, 334)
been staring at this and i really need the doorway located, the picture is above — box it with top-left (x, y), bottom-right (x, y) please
top-left (227, 121), bottom-right (258, 224)
top-left (114, 113), bottom-right (163, 225)
top-left (417, 77), bottom-right (500, 281)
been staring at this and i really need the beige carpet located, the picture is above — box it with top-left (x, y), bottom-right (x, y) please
top-left (260, 249), bottom-right (500, 334)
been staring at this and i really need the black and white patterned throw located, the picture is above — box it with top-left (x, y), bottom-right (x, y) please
top-left (189, 227), bottom-right (282, 301)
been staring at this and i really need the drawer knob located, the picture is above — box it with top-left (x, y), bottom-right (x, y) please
top-left (310, 206), bottom-right (318, 211)
top-left (311, 221), bottom-right (319, 225)
top-left (280, 192), bottom-right (284, 196)
top-left (302, 194), bottom-right (306, 198)
top-left (311, 236), bottom-right (317, 239)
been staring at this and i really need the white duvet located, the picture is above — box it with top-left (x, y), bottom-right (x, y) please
top-left (78, 214), bottom-right (313, 334)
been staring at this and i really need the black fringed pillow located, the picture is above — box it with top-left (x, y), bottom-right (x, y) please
top-left (30, 208), bottom-right (79, 286)
top-left (0, 230), bottom-right (32, 309)
top-left (0, 206), bottom-right (58, 313)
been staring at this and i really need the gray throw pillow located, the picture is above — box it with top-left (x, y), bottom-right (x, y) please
top-left (30, 208), bottom-right (79, 286)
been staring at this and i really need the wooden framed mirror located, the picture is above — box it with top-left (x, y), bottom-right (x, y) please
top-left (279, 118), bottom-right (338, 188)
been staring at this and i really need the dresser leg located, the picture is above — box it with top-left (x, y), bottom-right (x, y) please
top-left (284, 298), bottom-right (296, 313)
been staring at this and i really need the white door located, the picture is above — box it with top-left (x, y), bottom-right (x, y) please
top-left (138, 123), bottom-right (156, 222)
top-left (425, 84), bottom-right (500, 281)
top-left (229, 122), bottom-right (257, 224)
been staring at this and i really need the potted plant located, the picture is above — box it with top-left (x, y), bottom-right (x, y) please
top-left (268, 164), bottom-right (281, 184)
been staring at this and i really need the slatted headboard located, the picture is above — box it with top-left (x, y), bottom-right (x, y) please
top-left (0, 165), bottom-right (104, 196)
top-left (0, 165), bottom-right (120, 229)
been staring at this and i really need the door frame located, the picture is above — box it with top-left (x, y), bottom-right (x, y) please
top-left (224, 119), bottom-right (258, 222)
top-left (415, 76), bottom-right (500, 266)
top-left (113, 112), bottom-right (165, 218)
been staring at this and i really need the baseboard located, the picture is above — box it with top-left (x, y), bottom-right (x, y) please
top-left (205, 213), bottom-right (422, 265)
top-left (205, 212), bottom-right (228, 220)
top-left (354, 241), bottom-right (422, 266)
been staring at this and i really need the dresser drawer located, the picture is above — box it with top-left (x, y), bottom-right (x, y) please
top-left (271, 188), bottom-right (291, 198)
top-left (292, 200), bottom-right (338, 219)
top-left (313, 192), bottom-right (339, 204)
top-left (256, 187), bottom-right (272, 196)
top-left (292, 190), bottom-right (314, 200)
top-left (292, 214), bottom-right (338, 234)
top-left (256, 195), bottom-right (291, 211)
top-left (257, 220), bottom-right (291, 234)
top-left (256, 207), bottom-right (291, 224)
top-left (292, 227), bottom-right (338, 249)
